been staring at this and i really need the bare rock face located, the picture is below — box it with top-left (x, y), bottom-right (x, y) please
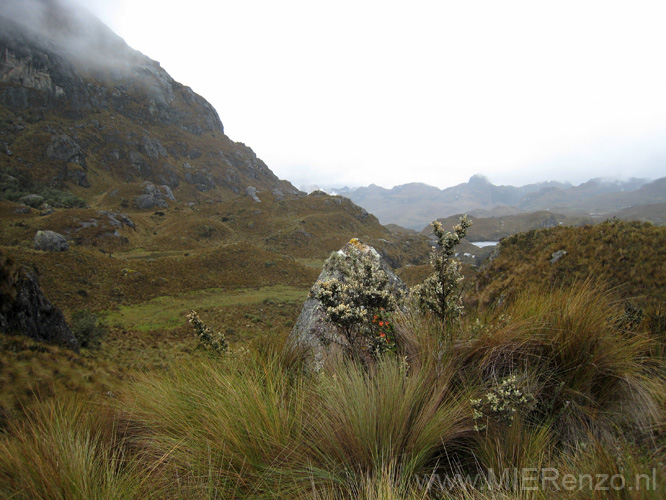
top-left (288, 240), bottom-right (406, 371)
top-left (0, 252), bottom-right (79, 350)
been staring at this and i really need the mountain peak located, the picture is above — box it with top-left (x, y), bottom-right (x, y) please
top-left (468, 174), bottom-right (490, 185)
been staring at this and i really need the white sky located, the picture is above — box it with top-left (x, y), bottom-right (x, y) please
top-left (74, 0), bottom-right (666, 190)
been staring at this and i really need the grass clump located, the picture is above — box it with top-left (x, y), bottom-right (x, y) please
top-left (0, 395), bottom-right (152, 500)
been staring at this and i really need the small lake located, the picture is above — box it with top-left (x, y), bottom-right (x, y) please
top-left (470, 241), bottom-right (499, 248)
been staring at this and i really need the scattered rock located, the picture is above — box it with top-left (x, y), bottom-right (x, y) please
top-left (272, 188), bottom-right (285, 201)
top-left (157, 164), bottom-right (180, 188)
top-left (40, 204), bottom-right (54, 216)
top-left (134, 182), bottom-right (169, 209)
top-left (140, 135), bottom-right (167, 159)
top-left (98, 211), bottom-right (135, 229)
top-left (33, 230), bottom-right (69, 252)
top-left (550, 249), bottom-right (567, 264)
top-left (0, 252), bottom-right (79, 351)
top-left (246, 186), bottom-right (261, 203)
top-left (18, 194), bottom-right (44, 207)
top-left (46, 134), bottom-right (86, 166)
top-left (353, 208), bottom-right (369, 221)
top-left (134, 193), bottom-right (166, 210)
top-left (161, 184), bottom-right (176, 201)
top-left (184, 170), bottom-right (215, 190)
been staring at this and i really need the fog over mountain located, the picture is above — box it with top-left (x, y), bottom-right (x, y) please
top-left (68, 0), bottom-right (666, 191)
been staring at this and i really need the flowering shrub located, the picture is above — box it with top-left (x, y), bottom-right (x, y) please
top-left (470, 374), bottom-right (535, 431)
top-left (314, 241), bottom-right (397, 359)
top-left (412, 216), bottom-right (471, 324)
top-left (187, 311), bottom-right (228, 355)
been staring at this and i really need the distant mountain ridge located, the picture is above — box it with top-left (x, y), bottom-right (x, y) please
top-left (334, 175), bottom-right (663, 230)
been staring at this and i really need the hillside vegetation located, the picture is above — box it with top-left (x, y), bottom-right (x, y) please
top-left (470, 219), bottom-right (666, 310)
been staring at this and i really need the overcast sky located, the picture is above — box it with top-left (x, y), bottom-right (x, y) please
top-left (73, 0), bottom-right (666, 190)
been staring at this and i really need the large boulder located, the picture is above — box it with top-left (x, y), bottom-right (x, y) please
top-left (289, 239), bottom-right (407, 371)
top-left (33, 230), bottom-right (69, 251)
top-left (0, 252), bottom-right (79, 350)
top-left (134, 182), bottom-right (170, 209)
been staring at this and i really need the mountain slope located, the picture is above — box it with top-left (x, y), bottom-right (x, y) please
top-left (0, 0), bottom-right (298, 207)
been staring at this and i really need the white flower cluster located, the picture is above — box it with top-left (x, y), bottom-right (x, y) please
top-left (471, 374), bottom-right (535, 431)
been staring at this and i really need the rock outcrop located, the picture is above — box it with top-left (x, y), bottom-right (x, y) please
top-left (289, 240), bottom-right (407, 371)
top-left (0, 251), bottom-right (79, 350)
top-left (33, 230), bottom-right (68, 251)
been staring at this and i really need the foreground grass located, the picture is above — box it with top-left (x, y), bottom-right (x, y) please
top-left (0, 283), bottom-right (664, 499)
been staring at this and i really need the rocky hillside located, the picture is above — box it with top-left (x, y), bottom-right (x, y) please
top-left (0, 0), bottom-right (434, 329)
top-left (0, 0), bottom-right (298, 209)
top-left (336, 175), bottom-right (663, 230)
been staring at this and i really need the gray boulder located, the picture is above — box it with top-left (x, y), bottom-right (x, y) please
top-left (134, 182), bottom-right (170, 209)
top-left (288, 240), bottom-right (406, 371)
top-left (246, 186), bottom-right (261, 203)
top-left (46, 134), bottom-right (86, 166)
top-left (19, 194), bottom-right (44, 207)
top-left (161, 184), bottom-right (176, 201)
top-left (33, 230), bottom-right (69, 252)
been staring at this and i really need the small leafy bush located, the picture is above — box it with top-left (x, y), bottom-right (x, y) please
top-left (471, 374), bottom-right (535, 431)
top-left (70, 310), bottom-right (107, 348)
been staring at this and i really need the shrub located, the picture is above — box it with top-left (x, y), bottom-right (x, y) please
top-left (412, 216), bottom-right (471, 325)
top-left (314, 241), bottom-right (397, 359)
top-left (457, 281), bottom-right (662, 444)
top-left (187, 310), bottom-right (228, 355)
top-left (70, 310), bottom-right (107, 348)
top-left (470, 374), bottom-right (535, 431)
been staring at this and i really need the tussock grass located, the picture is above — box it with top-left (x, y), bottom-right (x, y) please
top-left (0, 395), bottom-right (152, 500)
top-left (123, 351), bottom-right (311, 498)
top-left (456, 281), bottom-right (662, 444)
top-left (306, 356), bottom-right (474, 493)
top-left (0, 282), bottom-right (663, 498)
